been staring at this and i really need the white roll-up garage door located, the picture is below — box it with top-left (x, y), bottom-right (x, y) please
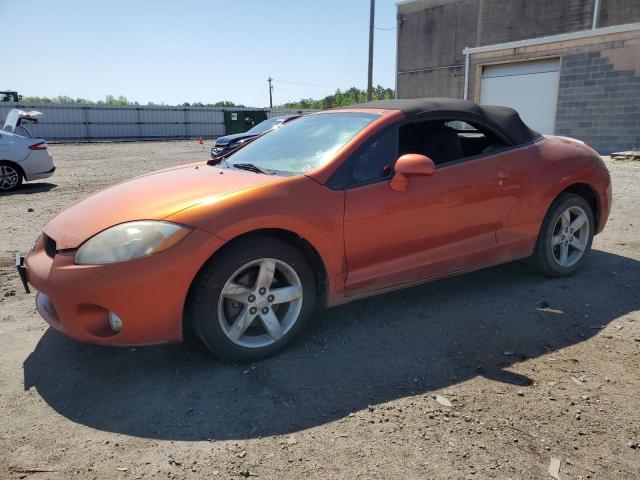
top-left (480, 59), bottom-right (560, 135)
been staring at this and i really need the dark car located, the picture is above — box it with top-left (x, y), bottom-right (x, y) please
top-left (210, 114), bottom-right (300, 159)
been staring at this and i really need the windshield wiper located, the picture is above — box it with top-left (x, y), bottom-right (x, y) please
top-left (232, 163), bottom-right (274, 175)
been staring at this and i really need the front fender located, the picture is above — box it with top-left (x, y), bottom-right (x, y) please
top-left (165, 175), bottom-right (348, 304)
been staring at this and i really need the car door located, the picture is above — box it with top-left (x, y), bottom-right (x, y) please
top-left (341, 126), bottom-right (507, 297)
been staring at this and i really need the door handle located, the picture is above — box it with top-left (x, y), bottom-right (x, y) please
top-left (497, 165), bottom-right (512, 179)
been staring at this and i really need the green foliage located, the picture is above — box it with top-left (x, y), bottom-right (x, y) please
top-left (212, 100), bottom-right (237, 107)
top-left (17, 95), bottom-right (245, 108)
top-left (20, 94), bottom-right (140, 106)
top-left (18, 87), bottom-right (394, 110)
top-left (280, 85), bottom-right (394, 110)
top-left (21, 95), bottom-right (95, 104)
top-left (103, 94), bottom-right (138, 106)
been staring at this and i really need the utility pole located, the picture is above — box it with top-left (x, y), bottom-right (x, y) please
top-left (367, 0), bottom-right (375, 101)
top-left (268, 77), bottom-right (273, 108)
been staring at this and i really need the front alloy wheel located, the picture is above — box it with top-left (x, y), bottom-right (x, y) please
top-left (218, 258), bottom-right (303, 348)
top-left (189, 237), bottom-right (316, 361)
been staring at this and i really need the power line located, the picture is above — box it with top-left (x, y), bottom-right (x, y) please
top-left (375, 25), bottom-right (396, 30)
top-left (272, 79), bottom-right (338, 89)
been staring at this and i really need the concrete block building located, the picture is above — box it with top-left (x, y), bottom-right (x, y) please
top-left (396, 0), bottom-right (640, 153)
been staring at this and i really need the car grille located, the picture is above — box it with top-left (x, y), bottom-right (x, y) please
top-left (43, 233), bottom-right (57, 258)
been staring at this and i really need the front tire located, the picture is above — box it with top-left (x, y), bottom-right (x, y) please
top-left (188, 237), bottom-right (316, 362)
top-left (528, 193), bottom-right (594, 277)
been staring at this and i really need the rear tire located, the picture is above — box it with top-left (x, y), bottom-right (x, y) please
top-left (0, 163), bottom-right (23, 192)
top-left (528, 193), bottom-right (594, 277)
top-left (188, 237), bottom-right (316, 362)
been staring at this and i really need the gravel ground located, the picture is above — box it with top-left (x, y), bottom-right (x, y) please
top-left (1, 141), bottom-right (639, 480)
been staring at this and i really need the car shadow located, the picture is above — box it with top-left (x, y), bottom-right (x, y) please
top-left (23, 249), bottom-right (638, 441)
top-left (0, 182), bottom-right (57, 196)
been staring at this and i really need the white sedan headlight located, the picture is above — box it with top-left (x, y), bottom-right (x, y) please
top-left (75, 221), bottom-right (191, 265)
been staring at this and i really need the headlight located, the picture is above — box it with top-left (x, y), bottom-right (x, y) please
top-left (75, 221), bottom-right (191, 265)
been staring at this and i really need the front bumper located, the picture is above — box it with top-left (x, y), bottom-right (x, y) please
top-left (25, 228), bottom-right (225, 346)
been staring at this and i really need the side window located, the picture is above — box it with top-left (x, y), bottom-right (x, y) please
top-left (351, 129), bottom-right (396, 183)
top-left (327, 127), bottom-right (397, 189)
top-left (445, 120), bottom-right (476, 132)
top-left (399, 119), bottom-right (509, 166)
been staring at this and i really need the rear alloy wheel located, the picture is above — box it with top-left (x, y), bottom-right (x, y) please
top-left (189, 237), bottom-right (316, 361)
top-left (528, 193), bottom-right (594, 277)
top-left (0, 164), bottom-right (22, 192)
top-left (550, 205), bottom-right (590, 268)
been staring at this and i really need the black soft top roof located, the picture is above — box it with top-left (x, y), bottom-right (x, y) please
top-left (337, 97), bottom-right (540, 146)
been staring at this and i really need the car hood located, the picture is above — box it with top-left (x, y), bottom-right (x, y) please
top-left (214, 132), bottom-right (259, 146)
top-left (43, 163), bottom-right (284, 249)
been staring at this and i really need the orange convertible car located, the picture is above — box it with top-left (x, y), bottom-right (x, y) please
top-left (19, 98), bottom-right (611, 361)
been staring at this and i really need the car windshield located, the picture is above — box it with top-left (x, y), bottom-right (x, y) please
top-left (247, 117), bottom-right (282, 134)
top-left (227, 113), bottom-right (379, 174)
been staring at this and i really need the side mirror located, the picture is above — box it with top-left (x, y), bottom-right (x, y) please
top-left (390, 154), bottom-right (436, 191)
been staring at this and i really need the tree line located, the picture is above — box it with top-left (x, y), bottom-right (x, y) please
top-left (18, 95), bottom-right (244, 107)
top-left (19, 86), bottom-right (394, 109)
top-left (280, 86), bottom-right (394, 109)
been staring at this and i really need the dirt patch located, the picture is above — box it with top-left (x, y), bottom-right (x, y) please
top-left (1, 141), bottom-right (639, 479)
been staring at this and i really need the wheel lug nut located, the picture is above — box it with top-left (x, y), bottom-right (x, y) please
top-left (259, 287), bottom-right (266, 295)
top-left (250, 307), bottom-right (257, 315)
top-left (261, 307), bottom-right (269, 314)
top-left (248, 294), bottom-right (255, 303)
top-left (267, 295), bottom-right (274, 302)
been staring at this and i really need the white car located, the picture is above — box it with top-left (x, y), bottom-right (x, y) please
top-left (0, 109), bottom-right (55, 192)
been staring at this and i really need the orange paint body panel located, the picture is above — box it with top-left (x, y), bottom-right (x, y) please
top-left (24, 107), bottom-right (612, 346)
top-left (166, 174), bottom-right (348, 304)
top-left (27, 229), bottom-right (225, 345)
top-left (45, 164), bottom-right (282, 249)
top-left (343, 145), bottom-right (507, 295)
